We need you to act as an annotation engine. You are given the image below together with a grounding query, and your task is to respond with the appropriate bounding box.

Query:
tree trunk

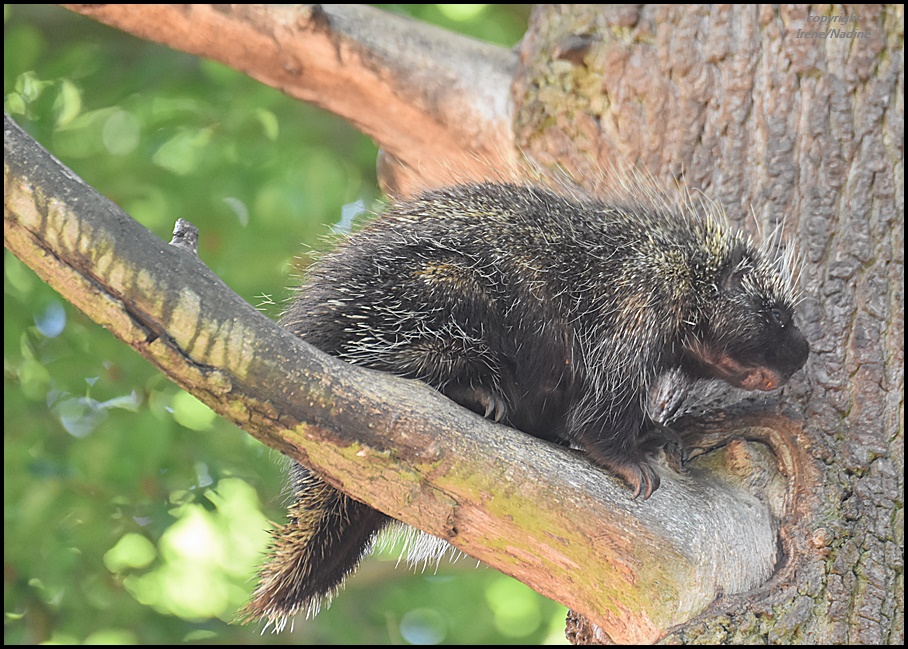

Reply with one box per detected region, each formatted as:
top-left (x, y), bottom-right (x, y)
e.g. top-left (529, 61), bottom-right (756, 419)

top-left (511, 4), bottom-right (903, 644)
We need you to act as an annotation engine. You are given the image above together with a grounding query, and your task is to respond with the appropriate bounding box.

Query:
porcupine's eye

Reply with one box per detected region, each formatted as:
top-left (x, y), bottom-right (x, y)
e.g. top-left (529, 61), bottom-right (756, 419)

top-left (757, 303), bottom-right (809, 381)
top-left (768, 306), bottom-right (791, 329)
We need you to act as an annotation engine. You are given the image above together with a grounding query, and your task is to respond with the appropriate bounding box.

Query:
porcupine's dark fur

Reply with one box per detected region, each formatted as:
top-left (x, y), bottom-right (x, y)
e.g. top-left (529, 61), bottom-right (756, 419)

top-left (241, 180), bottom-right (810, 629)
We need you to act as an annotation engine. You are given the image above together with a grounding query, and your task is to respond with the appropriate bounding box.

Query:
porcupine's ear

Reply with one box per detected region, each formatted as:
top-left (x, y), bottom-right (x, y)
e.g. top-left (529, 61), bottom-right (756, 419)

top-left (718, 244), bottom-right (750, 294)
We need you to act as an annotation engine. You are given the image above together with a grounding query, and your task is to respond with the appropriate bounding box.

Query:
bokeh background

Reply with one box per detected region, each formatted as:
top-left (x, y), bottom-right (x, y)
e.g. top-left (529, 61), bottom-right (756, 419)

top-left (4, 4), bottom-right (571, 644)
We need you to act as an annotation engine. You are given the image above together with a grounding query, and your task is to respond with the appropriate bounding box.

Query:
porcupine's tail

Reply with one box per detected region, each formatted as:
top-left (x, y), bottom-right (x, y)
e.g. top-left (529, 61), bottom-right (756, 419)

top-left (240, 462), bottom-right (389, 631)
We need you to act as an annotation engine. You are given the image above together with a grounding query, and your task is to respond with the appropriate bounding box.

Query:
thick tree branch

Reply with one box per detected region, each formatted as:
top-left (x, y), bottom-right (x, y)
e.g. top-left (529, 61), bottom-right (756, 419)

top-left (61, 3), bottom-right (518, 195)
top-left (6, 111), bottom-right (790, 643)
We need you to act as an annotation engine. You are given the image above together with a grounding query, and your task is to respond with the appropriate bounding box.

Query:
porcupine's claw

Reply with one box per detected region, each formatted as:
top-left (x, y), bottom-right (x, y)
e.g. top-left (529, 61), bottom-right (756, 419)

top-left (625, 460), bottom-right (661, 500)
top-left (586, 451), bottom-right (662, 500)
top-left (477, 389), bottom-right (507, 422)
top-left (443, 382), bottom-right (508, 423)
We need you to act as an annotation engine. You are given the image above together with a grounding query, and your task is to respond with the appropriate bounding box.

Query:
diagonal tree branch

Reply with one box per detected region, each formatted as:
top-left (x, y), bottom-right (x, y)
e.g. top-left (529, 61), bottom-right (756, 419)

top-left (6, 109), bottom-right (791, 644)
top-left (61, 3), bottom-right (518, 195)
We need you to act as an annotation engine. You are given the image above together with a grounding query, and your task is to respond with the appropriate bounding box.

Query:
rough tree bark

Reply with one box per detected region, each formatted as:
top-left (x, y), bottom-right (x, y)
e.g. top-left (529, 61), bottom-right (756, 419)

top-left (9, 3), bottom-right (904, 644)
top-left (511, 5), bottom-right (903, 644)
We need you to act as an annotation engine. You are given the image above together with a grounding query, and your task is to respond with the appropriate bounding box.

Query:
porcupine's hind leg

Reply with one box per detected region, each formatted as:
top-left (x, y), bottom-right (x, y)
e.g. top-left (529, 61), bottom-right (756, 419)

top-left (443, 381), bottom-right (508, 422)
top-left (386, 315), bottom-right (514, 425)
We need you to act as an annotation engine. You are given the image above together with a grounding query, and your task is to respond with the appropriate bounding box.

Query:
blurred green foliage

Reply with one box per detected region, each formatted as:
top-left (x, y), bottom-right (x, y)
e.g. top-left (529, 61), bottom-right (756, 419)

top-left (5, 3), bottom-right (570, 645)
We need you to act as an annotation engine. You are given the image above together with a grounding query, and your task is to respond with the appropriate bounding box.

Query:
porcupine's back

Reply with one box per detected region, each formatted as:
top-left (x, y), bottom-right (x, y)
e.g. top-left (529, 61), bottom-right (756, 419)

top-left (283, 182), bottom-right (618, 442)
top-left (282, 180), bottom-right (741, 400)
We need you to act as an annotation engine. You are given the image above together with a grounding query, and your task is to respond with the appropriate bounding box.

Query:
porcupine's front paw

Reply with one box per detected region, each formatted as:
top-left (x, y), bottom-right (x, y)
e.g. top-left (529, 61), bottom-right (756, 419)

top-left (594, 424), bottom-right (686, 499)
top-left (639, 421), bottom-right (688, 473)
top-left (601, 456), bottom-right (662, 500)
top-left (578, 432), bottom-right (665, 499)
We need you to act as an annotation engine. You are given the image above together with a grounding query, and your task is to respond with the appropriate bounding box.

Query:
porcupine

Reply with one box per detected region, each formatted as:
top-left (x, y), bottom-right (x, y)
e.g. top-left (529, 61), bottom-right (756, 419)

top-left (241, 180), bottom-right (810, 629)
